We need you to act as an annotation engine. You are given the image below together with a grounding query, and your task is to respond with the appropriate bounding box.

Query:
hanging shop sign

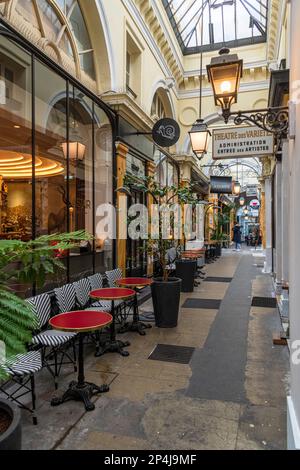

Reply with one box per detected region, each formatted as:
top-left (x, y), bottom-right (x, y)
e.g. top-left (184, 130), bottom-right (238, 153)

top-left (246, 184), bottom-right (258, 197)
top-left (250, 199), bottom-right (260, 209)
top-left (210, 176), bottom-right (233, 194)
top-left (212, 126), bottom-right (274, 160)
top-left (152, 118), bottom-right (180, 147)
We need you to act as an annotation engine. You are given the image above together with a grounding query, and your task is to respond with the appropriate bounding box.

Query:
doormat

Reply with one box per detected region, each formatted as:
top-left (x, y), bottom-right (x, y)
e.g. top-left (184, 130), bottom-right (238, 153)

top-left (205, 277), bottom-right (232, 283)
top-left (182, 298), bottom-right (221, 309)
top-left (148, 344), bottom-right (195, 364)
top-left (251, 297), bottom-right (277, 308)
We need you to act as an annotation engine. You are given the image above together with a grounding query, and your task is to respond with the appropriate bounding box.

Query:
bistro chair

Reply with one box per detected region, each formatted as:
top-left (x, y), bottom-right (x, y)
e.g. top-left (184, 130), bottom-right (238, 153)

top-left (0, 350), bottom-right (42, 425)
top-left (26, 293), bottom-right (77, 390)
top-left (54, 283), bottom-right (77, 314)
top-left (89, 273), bottom-right (126, 324)
top-left (105, 269), bottom-right (131, 323)
top-left (73, 277), bottom-right (112, 352)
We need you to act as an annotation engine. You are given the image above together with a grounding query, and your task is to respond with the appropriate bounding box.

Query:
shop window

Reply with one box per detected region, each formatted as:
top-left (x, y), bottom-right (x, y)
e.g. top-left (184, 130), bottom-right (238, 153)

top-left (0, 36), bottom-right (33, 296)
top-left (12, 0), bottom-right (96, 80)
top-left (68, 86), bottom-right (94, 280)
top-left (35, 60), bottom-right (68, 288)
top-left (0, 31), bottom-right (113, 289)
top-left (151, 93), bottom-right (166, 120)
top-left (94, 104), bottom-right (113, 272)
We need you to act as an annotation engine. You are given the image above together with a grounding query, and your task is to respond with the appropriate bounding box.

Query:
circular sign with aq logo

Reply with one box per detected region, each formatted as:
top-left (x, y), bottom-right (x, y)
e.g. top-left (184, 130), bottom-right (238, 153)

top-left (152, 118), bottom-right (180, 148)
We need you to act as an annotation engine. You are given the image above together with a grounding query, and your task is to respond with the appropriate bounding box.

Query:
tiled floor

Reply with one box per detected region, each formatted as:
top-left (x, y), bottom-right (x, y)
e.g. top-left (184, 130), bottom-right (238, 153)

top-left (14, 248), bottom-right (289, 450)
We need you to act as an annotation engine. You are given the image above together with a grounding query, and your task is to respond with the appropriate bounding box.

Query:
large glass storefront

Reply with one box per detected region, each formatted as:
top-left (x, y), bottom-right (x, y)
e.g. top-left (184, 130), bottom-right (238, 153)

top-left (0, 30), bottom-right (114, 295)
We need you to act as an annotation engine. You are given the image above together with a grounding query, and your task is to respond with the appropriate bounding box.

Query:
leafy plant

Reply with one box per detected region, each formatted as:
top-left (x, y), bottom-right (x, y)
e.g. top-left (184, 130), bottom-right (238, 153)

top-left (0, 230), bottom-right (91, 380)
top-left (209, 202), bottom-right (235, 243)
top-left (122, 174), bottom-right (196, 282)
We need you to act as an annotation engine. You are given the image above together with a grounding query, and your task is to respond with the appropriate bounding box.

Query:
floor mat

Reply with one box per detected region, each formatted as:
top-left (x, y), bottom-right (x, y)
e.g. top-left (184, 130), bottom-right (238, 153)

top-left (148, 344), bottom-right (195, 364)
top-left (182, 298), bottom-right (221, 309)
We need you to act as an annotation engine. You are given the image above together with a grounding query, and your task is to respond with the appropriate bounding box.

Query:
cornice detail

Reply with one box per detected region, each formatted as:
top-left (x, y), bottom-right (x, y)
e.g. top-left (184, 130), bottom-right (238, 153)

top-left (101, 92), bottom-right (154, 131)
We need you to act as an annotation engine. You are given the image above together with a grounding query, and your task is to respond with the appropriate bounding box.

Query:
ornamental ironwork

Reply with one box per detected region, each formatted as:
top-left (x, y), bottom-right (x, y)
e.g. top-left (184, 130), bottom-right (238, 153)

top-left (225, 106), bottom-right (289, 138)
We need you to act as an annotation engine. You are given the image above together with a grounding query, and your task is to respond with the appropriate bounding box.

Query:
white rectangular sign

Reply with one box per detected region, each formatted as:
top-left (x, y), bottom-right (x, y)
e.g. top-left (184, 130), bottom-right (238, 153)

top-left (212, 126), bottom-right (274, 160)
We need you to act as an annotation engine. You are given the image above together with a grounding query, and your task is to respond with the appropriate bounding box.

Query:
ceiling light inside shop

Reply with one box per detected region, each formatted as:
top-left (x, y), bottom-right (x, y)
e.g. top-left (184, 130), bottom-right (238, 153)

top-left (0, 151), bottom-right (64, 179)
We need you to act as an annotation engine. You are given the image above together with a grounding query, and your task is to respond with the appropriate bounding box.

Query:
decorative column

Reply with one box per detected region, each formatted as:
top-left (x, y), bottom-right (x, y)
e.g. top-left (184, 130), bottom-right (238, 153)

top-left (281, 140), bottom-right (289, 284)
top-left (115, 141), bottom-right (128, 276)
top-left (259, 179), bottom-right (266, 248)
top-left (260, 157), bottom-right (273, 273)
top-left (275, 157), bottom-right (283, 288)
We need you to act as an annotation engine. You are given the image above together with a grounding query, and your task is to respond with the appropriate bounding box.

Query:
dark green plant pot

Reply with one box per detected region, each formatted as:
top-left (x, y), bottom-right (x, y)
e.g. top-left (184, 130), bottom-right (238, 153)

top-left (0, 399), bottom-right (22, 450)
top-left (151, 277), bottom-right (182, 328)
top-left (175, 259), bottom-right (197, 292)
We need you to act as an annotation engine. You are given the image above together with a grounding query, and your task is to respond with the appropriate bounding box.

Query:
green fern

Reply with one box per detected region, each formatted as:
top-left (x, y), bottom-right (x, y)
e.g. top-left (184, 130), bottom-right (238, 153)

top-left (0, 231), bottom-right (91, 380)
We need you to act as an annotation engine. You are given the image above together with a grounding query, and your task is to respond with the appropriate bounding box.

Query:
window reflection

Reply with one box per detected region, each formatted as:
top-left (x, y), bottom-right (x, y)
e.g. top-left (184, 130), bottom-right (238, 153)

top-left (0, 36), bottom-right (32, 242)
top-left (0, 32), bottom-right (113, 289)
top-left (94, 104), bottom-right (113, 272)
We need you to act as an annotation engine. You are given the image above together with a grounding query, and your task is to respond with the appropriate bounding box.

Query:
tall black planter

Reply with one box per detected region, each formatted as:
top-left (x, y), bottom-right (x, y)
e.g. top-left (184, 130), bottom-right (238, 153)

top-left (0, 399), bottom-right (21, 450)
top-left (175, 259), bottom-right (197, 292)
top-left (215, 243), bottom-right (222, 257)
top-left (151, 277), bottom-right (181, 328)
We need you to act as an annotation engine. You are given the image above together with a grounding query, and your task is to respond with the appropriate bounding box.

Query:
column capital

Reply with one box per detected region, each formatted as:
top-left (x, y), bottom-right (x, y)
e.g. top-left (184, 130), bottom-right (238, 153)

top-left (260, 156), bottom-right (274, 178)
top-left (146, 160), bottom-right (156, 175)
top-left (115, 141), bottom-right (129, 159)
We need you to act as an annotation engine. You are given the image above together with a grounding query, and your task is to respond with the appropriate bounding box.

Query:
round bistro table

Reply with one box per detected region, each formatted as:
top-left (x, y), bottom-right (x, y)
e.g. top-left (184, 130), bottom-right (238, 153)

top-left (90, 287), bottom-right (135, 357)
top-left (116, 277), bottom-right (153, 336)
top-left (50, 310), bottom-right (112, 411)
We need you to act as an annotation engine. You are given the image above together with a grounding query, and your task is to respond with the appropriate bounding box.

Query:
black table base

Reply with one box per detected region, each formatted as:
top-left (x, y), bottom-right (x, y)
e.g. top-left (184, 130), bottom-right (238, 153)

top-left (95, 339), bottom-right (130, 357)
top-left (50, 332), bottom-right (110, 411)
top-left (51, 380), bottom-right (109, 411)
top-left (119, 292), bottom-right (152, 336)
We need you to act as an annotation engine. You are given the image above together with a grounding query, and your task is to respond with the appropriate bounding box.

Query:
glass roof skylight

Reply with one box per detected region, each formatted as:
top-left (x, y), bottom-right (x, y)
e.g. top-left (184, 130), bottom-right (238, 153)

top-left (162, 0), bottom-right (268, 55)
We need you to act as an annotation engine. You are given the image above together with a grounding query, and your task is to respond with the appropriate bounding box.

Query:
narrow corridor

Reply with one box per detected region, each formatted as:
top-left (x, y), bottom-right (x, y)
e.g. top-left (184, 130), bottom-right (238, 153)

top-left (20, 248), bottom-right (289, 450)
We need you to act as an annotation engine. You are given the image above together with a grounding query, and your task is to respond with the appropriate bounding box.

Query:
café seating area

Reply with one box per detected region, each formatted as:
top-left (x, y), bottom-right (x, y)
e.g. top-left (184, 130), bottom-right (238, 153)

top-left (0, 246), bottom-right (222, 425)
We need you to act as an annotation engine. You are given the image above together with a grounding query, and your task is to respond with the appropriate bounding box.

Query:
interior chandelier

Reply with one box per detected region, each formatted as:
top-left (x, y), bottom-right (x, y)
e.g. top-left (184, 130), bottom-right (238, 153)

top-left (0, 151), bottom-right (64, 179)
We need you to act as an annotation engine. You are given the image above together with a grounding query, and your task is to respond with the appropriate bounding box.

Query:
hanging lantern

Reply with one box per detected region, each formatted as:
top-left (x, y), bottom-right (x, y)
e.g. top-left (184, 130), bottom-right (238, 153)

top-left (232, 180), bottom-right (241, 195)
top-left (207, 48), bottom-right (243, 123)
top-left (62, 141), bottom-right (86, 161)
top-left (189, 119), bottom-right (211, 159)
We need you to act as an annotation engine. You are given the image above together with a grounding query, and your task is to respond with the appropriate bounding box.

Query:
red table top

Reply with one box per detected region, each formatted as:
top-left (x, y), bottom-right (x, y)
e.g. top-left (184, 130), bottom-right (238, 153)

top-left (90, 287), bottom-right (136, 300)
top-left (49, 310), bottom-right (112, 333)
top-left (116, 277), bottom-right (153, 287)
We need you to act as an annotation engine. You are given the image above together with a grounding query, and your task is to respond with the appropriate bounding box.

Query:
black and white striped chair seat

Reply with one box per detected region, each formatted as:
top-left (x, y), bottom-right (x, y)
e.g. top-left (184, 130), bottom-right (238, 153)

top-left (26, 293), bottom-right (51, 329)
top-left (54, 283), bottom-right (76, 313)
top-left (32, 330), bottom-right (76, 347)
top-left (5, 351), bottom-right (42, 377)
top-left (105, 268), bottom-right (123, 288)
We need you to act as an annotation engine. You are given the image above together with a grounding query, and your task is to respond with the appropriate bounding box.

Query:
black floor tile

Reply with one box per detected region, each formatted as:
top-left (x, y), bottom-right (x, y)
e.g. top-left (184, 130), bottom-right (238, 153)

top-left (251, 296), bottom-right (277, 308)
top-left (205, 277), bottom-right (233, 283)
top-left (148, 344), bottom-right (195, 364)
top-left (182, 298), bottom-right (221, 309)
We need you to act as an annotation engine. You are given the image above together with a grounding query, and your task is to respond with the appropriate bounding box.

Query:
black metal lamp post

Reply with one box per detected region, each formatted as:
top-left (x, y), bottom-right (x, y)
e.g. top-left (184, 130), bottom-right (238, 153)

top-left (207, 48), bottom-right (289, 141)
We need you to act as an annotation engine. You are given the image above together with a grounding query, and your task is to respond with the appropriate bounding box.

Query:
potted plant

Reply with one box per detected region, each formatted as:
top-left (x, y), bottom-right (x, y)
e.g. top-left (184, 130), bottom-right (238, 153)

top-left (122, 174), bottom-right (196, 327)
top-left (210, 211), bottom-right (232, 256)
top-left (0, 230), bottom-right (89, 450)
